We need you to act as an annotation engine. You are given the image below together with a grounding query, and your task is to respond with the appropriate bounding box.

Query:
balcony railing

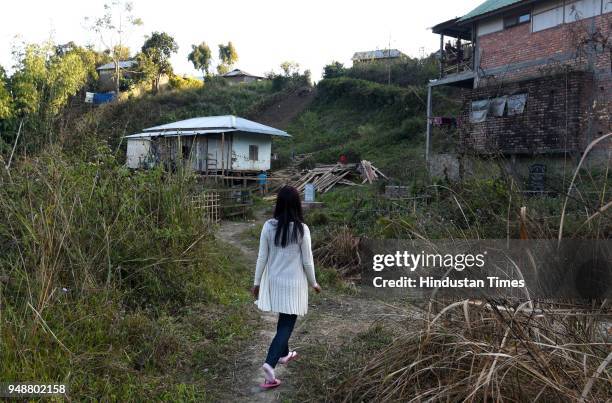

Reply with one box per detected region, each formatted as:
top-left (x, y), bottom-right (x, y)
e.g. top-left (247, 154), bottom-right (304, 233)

top-left (440, 42), bottom-right (474, 77)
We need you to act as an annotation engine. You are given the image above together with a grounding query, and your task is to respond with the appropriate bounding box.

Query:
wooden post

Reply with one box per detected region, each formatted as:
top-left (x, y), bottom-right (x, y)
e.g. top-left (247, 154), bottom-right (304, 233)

top-left (205, 137), bottom-right (209, 177)
top-left (178, 136), bottom-right (182, 169)
top-left (220, 132), bottom-right (225, 180)
top-left (426, 85), bottom-right (433, 165)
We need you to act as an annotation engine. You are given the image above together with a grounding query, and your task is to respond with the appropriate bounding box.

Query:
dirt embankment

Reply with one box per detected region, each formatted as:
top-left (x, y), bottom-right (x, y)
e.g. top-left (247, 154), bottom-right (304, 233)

top-left (251, 87), bottom-right (317, 130)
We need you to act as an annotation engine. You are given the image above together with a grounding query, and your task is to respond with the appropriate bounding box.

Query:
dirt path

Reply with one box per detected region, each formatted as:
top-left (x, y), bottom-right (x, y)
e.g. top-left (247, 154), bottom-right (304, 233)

top-left (252, 87), bottom-right (317, 130)
top-left (217, 208), bottom-right (401, 402)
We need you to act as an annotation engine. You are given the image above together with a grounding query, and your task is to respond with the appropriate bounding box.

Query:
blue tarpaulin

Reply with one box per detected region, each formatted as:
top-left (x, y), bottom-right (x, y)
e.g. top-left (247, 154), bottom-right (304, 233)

top-left (93, 92), bottom-right (115, 104)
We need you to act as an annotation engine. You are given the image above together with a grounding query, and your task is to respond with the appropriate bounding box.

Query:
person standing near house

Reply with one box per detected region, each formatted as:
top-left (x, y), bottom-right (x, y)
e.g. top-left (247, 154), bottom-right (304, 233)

top-left (257, 170), bottom-right (268, 195)
top-left (251, 185), bottom-right (321, 389)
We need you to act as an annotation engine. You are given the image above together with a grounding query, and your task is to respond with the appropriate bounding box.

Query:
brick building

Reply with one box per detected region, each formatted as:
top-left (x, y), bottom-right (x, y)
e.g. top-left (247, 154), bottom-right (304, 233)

top-left (426, 0), bottom-right (611, 178)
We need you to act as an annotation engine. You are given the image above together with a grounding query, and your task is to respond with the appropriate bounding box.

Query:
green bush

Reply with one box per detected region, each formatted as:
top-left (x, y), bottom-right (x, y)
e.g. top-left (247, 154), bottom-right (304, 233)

top-left (0, 147), bottom-right (254, 399)
top-left (323, 56), bottom-right (438, 87)
top-left (168, 74), bottom-right (204, 90)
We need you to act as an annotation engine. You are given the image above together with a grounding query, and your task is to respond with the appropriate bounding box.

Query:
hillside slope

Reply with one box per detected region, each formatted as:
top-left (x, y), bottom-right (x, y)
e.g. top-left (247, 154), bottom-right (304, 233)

top-left (250, 86), bottom-right (317, 130)
top-left (275, 78), bottom-right (436, 178)
top-left (62, 82), bottom-right (284, 154)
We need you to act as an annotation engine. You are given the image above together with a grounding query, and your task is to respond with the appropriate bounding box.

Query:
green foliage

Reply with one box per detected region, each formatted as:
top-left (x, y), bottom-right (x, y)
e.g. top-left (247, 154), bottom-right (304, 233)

top-left (280, 61), bottom-right (300, 76)
top-left (188, 42), bottom-right (213, 78)
top-left (323, 55), bottom-right (438, 87)
top-left (140, 31), bottom-right (179, 92)
top-left (107, 44), bottom-right (131, 61)
top-left (217, 42), bottom-right (238, 75)
top-left (7, 42), bottom-right (92, 139)
top-left (63, 79), bottom-right (276, 153)
top-left (276, 77), bottom-right (428, 177)
top-left (0, 66), bottom-right (13, 120)
top-left (135, 51), bottom-right (159, 89)
top-left (168, 74), bottom-right (204, 90)
top-left (266, 62), bottom-right (312, 92)
top-left (0, 148), bottom-right (255, 399)
top-left (308, 169), bottom-right (611, 241)
top-left (323, 61), bottom-right (346, 79)
top-left (317, 77), bottom-right (426, 111)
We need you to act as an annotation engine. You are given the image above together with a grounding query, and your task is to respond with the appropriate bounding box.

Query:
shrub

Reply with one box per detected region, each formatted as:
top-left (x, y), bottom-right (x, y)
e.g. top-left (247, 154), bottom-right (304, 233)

top-left (317, 77), bottom-right (426, 114)
top-left (0, 146), bottom-right (253, 399)
top-left (168, 74), bottom-right (204, 90)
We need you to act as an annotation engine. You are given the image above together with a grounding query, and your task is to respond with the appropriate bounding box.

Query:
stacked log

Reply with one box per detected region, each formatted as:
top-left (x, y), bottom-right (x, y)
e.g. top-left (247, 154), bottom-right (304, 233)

top-left (291, 160), bottom-right (386, 194)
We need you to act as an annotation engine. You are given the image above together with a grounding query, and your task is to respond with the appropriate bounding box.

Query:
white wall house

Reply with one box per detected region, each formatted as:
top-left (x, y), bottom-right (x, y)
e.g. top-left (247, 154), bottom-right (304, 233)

top-left (125, 115), bottom-right (289, 173)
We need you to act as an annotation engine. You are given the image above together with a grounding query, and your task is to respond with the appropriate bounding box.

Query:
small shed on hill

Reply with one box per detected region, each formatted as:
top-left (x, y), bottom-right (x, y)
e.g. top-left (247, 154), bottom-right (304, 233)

top-left (351, 49), bottom-right (406, 64)
top-left (222, 69), bottom-right (265, 85)
top-left (125, 115), bottom-right (290, 174)
top-left (96, 60), bottom-right (138, 92)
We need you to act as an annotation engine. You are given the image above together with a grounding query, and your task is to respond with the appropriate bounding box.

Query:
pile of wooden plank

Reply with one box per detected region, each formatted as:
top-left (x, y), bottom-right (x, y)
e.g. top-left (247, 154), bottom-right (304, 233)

top-left (359, 160), bottom-right (388, 184)
top-left (291, 160), bottom-right (387, 194)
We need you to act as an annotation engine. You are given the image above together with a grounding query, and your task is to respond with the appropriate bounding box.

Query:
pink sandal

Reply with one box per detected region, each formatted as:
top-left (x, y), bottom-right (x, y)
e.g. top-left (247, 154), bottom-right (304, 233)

top-left (260, 378), bottom-right (282, 389)
top-left (279, 351), bottom-right (299, 365)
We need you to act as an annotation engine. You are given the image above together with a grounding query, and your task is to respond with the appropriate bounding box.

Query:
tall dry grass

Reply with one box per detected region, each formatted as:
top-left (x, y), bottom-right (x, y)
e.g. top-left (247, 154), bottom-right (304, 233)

top-left (333, 299), bottom-right (610, 402)
top-left (327, 134), bottom-right (611, 402)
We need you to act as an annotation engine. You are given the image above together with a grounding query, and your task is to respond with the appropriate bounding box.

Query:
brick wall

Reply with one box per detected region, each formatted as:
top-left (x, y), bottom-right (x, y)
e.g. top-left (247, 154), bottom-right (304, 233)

top-left (459, 72), bottom-right (595, 155)
top-left (466, 13), bottom-right (611, 155)
top-left (477, 14), bottom-right (610, 82)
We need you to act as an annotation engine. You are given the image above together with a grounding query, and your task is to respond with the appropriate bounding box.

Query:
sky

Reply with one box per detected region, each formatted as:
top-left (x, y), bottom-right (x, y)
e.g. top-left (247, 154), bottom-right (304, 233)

top-left (1, 0), bottom-right (481, 80)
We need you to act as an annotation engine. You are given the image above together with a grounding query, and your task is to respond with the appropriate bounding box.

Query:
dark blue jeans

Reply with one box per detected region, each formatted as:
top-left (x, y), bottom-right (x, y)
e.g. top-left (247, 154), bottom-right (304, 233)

top-left (265, 313), bottom-right (297, 368)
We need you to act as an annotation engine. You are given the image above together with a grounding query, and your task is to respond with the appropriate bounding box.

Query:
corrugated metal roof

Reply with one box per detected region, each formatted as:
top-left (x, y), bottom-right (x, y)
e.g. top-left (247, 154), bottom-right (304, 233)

top-left (96, 60), bottom-right (138, 71)
top-left (352, 49), bottom-right (405, 61)
top-left (125, 115), bottom-right (290, 138)
top-left (222, 69), bottom-right (263, 78)
top-left (458, 0), bottom-right (525, 22)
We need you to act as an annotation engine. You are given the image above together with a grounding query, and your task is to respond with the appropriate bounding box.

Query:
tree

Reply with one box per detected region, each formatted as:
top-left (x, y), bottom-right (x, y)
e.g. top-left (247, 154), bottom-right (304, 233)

top-left (106, 45), bottom-right (131, 61)
top-left (56, 42), bottom-right (101, 90)
top-left (0, 66), bottom-right (13, 120)
top-left (10, 41), bottom-right (89, 138)
top-left (323, 61), bottom-right (346, 79)
top-left (140, 31), bottom-right (178, 92)
top-left (280, 61), bottom-right (300, 77)
top-left (134, 51), bottom-right (157, 90)
top-left (188, 42), bottom-right (212, 79)
top-left (217, 41), bottom-right (238, 75)
top-left (87, 1), bottom-right (143, 94)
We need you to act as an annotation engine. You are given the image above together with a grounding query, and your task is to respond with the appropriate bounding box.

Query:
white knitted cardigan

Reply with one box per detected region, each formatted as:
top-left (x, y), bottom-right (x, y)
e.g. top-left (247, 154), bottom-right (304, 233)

top-left (254, 219), bottom-right (317, 316)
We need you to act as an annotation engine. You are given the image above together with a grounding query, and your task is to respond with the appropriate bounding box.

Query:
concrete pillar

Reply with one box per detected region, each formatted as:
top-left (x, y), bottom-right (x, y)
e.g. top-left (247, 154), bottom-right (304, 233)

top-left (426, 85), bottom-right (433, 164)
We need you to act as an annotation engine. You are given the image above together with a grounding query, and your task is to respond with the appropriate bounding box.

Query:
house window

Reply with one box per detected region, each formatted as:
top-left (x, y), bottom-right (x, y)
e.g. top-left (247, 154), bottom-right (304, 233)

top-left (533, 5), bottom-right (564, 32)
top-left (249, 145), bottom-right (258, 161)
top-left (565, 0), bottom-right (601, 22)
top-left (504, 12), bottom-right (531, 28)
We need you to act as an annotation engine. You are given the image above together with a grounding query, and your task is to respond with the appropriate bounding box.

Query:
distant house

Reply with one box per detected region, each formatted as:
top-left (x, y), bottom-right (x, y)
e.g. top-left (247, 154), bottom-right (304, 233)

top-left (96, 60), bottom-right (138, 92)
top-left (351, 49), bottom-right (406, 64)
top-left (125, 115), bottom-right (290, 173)
top-left (222, 69), bottom-right (265, 85)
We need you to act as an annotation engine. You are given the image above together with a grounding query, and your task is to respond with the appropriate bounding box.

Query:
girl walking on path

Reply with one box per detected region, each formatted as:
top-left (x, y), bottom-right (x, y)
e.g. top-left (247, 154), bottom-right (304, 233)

top-left (251, 185), bottom-right (321, 389)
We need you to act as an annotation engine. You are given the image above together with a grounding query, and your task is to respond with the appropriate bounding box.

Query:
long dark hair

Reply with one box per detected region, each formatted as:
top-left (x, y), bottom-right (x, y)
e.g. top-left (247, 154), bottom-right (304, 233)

top-left (273, 185), bottom-right (304, 248)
